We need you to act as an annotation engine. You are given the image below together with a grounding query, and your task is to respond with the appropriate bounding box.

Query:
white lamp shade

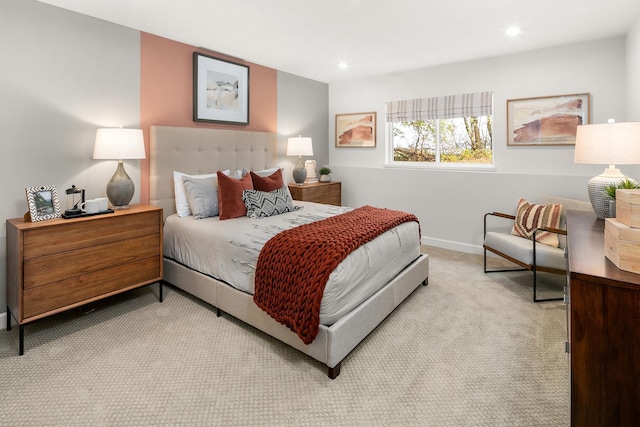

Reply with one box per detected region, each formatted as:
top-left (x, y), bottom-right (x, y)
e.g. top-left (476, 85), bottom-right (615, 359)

top-left (574, 122), bottom-right (640, 165)
top-left (93, 128), bottom-right (146, 160)
top-left (286, 136), bottom-right (313, 156)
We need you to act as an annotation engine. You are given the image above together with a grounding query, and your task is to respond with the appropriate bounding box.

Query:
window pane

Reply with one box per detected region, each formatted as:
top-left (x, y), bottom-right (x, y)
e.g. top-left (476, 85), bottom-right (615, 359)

top-left (392, 120), bottom-right (437, 162)
top-left (390, 116), bottom-right (492, 165)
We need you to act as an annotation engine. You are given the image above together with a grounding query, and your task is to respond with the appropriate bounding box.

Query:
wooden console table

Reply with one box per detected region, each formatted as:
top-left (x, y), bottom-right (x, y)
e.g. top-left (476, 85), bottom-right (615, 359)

top-left (567, 210), bottom-right (640, 426)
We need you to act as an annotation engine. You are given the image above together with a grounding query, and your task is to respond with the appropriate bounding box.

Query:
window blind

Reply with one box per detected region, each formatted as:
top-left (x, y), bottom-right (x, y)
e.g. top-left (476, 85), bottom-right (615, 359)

top-left (385, 91), bottom-right (493, 122)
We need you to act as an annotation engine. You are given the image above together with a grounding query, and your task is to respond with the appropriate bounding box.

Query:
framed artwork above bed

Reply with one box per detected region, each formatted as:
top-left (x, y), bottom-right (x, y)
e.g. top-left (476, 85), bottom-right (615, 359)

top-left (193, 52), bottom-right (250, 125)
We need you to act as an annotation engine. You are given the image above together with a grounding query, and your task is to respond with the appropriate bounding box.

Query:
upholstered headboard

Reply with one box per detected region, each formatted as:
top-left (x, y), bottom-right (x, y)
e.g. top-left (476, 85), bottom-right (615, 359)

top-left (149, 125), bottom-right (278, 221)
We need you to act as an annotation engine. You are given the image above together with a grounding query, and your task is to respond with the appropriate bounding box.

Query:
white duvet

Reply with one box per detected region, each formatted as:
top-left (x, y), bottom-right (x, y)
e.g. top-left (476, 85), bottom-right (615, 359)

top-left (163, 201), bottom-right (420, 325)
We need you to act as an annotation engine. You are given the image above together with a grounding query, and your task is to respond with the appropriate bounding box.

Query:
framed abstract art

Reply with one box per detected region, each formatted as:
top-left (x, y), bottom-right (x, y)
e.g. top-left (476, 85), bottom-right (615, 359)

top-left (506, 93), bottom-right (590, 146)
top-left (193, 52), bottom-right (249, 125)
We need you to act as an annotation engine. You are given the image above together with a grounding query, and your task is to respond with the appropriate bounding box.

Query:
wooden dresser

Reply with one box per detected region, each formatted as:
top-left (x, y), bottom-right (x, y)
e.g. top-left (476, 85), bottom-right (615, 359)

top-left (566, 210), bottom-right (640, 426)
top-left (288, 181), bottom-right (341, 206)
top-left (6, 204), bottom-right (163, 354)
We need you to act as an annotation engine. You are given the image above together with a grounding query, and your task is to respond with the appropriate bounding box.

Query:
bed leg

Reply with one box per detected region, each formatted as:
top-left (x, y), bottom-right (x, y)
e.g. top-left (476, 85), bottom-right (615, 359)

top-left (328, 362), bottom-right (341, 379)
top-left (422, 278), bottom-right (429, 286)
top-left (215, 307), bottom-right (221, 317)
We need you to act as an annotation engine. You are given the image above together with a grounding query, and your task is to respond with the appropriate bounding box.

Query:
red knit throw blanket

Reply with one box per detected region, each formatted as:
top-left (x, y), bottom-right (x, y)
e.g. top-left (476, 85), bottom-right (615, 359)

top-left (253, 205), bottom-right (420, 344)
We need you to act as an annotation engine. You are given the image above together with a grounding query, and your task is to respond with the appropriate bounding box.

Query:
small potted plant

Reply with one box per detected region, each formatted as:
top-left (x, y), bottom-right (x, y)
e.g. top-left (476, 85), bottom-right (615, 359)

top-left (603, 177), bottom-right (640, 217)
top-left (318, 166), bottom-right (332, 182)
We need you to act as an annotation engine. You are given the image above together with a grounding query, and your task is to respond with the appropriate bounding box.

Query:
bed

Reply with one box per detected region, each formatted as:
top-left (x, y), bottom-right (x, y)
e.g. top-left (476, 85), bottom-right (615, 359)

top-left (149, 125), bottom-right (429, 378)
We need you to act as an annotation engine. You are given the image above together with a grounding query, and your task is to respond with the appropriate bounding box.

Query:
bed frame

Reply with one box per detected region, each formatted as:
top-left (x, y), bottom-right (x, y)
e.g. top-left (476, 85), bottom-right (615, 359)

top-left (149, 125), bottom-right (429, 378)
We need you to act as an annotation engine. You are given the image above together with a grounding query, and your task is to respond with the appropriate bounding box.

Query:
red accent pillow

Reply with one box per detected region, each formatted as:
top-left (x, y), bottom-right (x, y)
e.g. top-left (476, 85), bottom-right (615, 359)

top-left (217, 171), bottom-right (254, 220)
top-left (250, 169), bottom-right (284, 192)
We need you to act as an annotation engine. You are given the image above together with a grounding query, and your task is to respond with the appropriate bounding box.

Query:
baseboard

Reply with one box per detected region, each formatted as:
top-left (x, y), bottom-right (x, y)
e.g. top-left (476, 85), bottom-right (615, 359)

top-left (0, 311), bottom-right (7, 329)
top-left (422, 236), bottom-right (484, 255)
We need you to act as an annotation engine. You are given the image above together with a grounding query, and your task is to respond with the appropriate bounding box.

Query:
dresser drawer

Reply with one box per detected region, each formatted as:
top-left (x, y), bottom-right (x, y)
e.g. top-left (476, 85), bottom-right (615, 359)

top-left (24, 234), bottom-right (160, 289)
top-left (23, 256), bottom-right (161, 319)
top-left (22, 211), bottom-right (161, 260)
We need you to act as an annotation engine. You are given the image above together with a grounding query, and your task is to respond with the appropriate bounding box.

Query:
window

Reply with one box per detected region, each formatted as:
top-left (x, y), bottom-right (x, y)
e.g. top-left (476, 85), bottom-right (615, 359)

top-left (386, 91), bottom-right (493, 167)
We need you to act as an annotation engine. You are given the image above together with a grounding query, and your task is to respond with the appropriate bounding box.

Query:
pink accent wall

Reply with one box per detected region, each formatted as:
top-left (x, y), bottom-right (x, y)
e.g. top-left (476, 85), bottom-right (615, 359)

top-left (140, 32), bottom-right (278, 202)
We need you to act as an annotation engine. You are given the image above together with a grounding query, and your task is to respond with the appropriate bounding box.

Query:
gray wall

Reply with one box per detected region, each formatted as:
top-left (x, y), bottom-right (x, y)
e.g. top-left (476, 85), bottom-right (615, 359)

top-left (328, 36), bottom-right (639, 253)
top-left (628, 17), bottom-right (640, 120)
top-left (277, 71), bottom-right (329, 181)
top-left (0, 0), bottom-right (140, 319)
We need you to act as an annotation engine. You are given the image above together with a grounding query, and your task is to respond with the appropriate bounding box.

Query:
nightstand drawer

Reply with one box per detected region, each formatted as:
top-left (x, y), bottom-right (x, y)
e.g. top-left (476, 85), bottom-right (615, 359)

top-left (288, 182), bottom-right (341, 206)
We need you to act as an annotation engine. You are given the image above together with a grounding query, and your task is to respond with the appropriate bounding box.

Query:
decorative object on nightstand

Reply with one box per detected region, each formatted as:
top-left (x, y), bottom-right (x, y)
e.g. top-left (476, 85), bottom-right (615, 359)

top-left (286, 136), bottom-right (313, 185)
top-left (318, 166), bottom-right (332, 182)
top-left (574, 120), bottom-right (640, 219)
top-left (93, 128), bottom-right (146, 209)
top-left (304, 159), bottom-right (318, 183)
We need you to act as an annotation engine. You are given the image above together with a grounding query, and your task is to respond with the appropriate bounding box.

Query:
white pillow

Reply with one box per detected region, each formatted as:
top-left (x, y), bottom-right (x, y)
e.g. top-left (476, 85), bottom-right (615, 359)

top-left (252, 167), bottom-right (280, 177)
top-left (229, 168), bottom-right (278, 180)
top-left (174, 170), bottom-right (229, 217)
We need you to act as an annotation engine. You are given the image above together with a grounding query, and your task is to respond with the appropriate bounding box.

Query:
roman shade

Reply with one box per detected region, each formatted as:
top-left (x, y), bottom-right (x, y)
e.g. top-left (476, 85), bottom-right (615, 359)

top-left (386, 91), bottom-right (493, 122)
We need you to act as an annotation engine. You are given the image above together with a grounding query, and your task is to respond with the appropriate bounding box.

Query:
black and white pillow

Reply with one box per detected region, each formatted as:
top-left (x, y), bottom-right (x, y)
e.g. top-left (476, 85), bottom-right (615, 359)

top-left (242, 186), bottom-right (299, 218)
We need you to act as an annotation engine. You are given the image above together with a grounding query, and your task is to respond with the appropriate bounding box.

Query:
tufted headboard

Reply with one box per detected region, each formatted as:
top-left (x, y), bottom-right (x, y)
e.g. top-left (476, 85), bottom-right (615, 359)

top-left (149, 125), bottom-right (278, 221)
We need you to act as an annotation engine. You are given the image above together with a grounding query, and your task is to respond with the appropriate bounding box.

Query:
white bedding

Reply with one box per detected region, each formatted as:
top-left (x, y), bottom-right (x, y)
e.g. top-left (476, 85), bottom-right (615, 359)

top-left (163, 201), bottom-right (420, 325)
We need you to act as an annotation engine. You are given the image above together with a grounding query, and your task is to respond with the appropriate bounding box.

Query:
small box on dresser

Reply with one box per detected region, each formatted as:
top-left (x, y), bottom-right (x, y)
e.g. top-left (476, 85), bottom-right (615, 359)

top-left (605, 189), bottom-right (640, 273)
top-left (604, 218), bottom-right (640, 273)
top-left (616, 189), bottom-right (640, 228)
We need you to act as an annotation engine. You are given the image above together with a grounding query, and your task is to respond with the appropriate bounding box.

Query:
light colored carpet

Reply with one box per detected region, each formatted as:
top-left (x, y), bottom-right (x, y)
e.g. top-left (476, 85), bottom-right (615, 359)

top-left (0, 247), bottom-right (568, 426)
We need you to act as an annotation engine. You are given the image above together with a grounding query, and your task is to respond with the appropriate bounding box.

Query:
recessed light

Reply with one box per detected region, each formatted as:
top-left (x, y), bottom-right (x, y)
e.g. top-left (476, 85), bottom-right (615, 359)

top-left (338, 61), bottom-right (349, 70)
top-left (506, 26), bottom-right (521, 36)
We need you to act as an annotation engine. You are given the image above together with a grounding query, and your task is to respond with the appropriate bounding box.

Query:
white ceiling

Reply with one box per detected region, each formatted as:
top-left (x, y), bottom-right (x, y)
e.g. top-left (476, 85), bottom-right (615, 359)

top-left (37, 0), bottom-right (640, 83)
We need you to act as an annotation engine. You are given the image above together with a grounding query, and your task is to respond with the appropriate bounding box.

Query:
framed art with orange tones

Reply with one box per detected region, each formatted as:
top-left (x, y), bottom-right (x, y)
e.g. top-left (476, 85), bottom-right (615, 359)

top-left (335, 112), bottom-right (376, 147)
top-left (506, 93), bottom-right (590, 146)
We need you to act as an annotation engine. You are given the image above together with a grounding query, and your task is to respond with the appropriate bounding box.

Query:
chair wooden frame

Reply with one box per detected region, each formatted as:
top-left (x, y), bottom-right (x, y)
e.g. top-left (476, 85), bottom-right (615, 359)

top-left (483, 212), bottom-right (566, 302)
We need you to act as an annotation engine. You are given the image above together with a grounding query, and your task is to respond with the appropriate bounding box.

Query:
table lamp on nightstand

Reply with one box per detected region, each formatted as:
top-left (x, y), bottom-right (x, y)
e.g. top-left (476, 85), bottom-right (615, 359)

top-left (287, 136), bottom-right (313, 185)
top-left (93, 128), bottom-right (146, 209)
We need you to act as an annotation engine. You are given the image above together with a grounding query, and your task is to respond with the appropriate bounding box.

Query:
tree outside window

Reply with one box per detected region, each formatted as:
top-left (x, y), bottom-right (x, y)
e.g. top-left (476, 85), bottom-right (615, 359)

top-left (391, 116), bottom-right (492, 164)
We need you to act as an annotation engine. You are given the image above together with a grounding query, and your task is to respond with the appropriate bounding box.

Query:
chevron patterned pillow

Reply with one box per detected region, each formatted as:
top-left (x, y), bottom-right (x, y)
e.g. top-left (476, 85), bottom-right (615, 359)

top-left (242, 186), bottom-right (299, 219)
top-left (511, 198), bottom-right (562, 247)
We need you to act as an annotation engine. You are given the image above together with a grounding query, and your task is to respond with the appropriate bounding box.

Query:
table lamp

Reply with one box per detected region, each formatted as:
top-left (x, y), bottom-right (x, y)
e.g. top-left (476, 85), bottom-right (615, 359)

top-left (93, 128), bottom-right (146, 209)
top-left (574, 120), bottom-right (640, 219)
top-left (286, 136), bottom-right (313, 185)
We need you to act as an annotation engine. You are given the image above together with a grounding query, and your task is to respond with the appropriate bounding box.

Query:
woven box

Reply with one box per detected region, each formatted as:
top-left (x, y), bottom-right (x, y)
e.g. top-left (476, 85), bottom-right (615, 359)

top-left (604, 218), bottom-right (640, 274)
top-left (616, 189), bottom-right (640, 228)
